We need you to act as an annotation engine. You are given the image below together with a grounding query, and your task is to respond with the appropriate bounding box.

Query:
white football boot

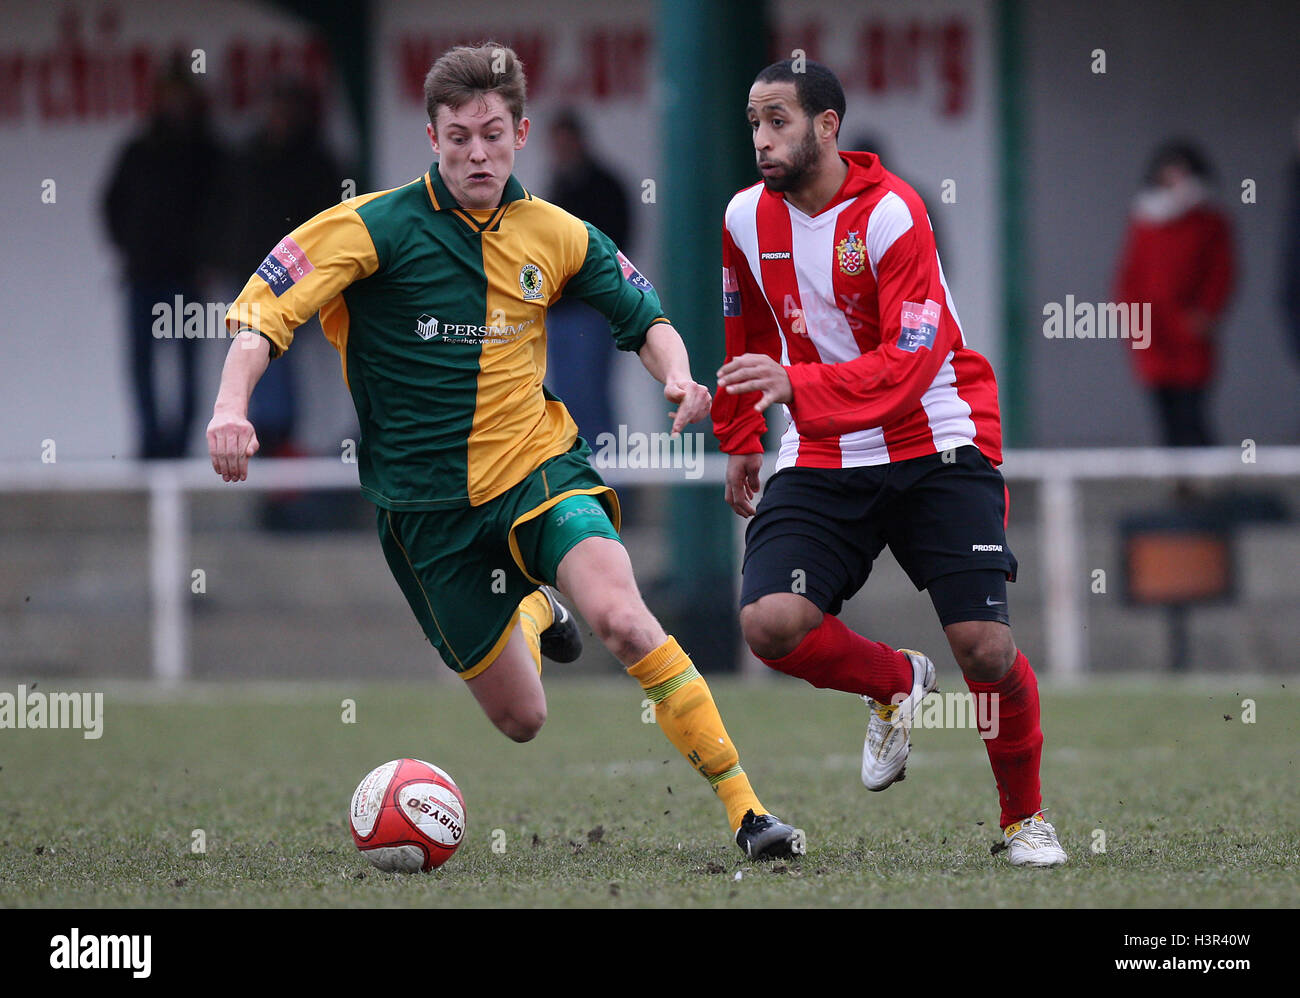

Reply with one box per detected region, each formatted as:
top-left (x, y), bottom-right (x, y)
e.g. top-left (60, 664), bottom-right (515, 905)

top-left (996, 810), bottom-right (1068, 867)
top-left (860, 649), bottom-right (937, 791)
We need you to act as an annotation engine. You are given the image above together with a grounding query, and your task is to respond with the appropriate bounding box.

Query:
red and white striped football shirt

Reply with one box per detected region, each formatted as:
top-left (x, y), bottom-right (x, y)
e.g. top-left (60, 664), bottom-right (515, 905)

top-left (712, 151), bottom-right (1003, 469)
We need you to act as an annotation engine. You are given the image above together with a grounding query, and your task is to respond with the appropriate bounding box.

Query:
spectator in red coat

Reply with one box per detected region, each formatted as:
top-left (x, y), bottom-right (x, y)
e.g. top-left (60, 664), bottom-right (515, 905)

top-left (1114, 140), bottom-right (1235, 446)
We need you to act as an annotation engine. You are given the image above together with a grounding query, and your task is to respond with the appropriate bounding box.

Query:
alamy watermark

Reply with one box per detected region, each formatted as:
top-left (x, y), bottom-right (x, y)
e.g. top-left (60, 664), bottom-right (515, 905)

top-left (890, 690), bottom-right (1000, 740)
top-left (50, 929), bottom-right (150, 977)
top-left (151, 298), bottom-right (261, 341)
top-left (1042, 296), bottom-right (1150, 350)
top-left (0, 685), bottom-right (103, 739)
top-left (591, 425), bottom-right (704, 480)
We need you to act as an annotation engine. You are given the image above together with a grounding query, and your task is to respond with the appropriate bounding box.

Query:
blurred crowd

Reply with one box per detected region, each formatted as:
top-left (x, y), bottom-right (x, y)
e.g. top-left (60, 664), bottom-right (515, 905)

top-left (99, 63), bottom-right (638, 464)
top-left (100, 65), bottom-right (1300, 461)
top-left (101, 60), bottom-right (346, 461)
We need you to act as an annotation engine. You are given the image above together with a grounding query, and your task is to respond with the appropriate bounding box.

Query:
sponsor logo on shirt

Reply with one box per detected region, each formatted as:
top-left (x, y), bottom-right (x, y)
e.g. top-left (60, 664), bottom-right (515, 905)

top-left (414, 313), bottom-right (536, 344)
top-left (519, 263), bottom-right (544, 300)
top-left (415, 314), bottom-right (440, 340)
top-left (760, 251), bottom-right (791, 260)
top-left (255, 236), bottom-right (314, 297)
top-left (898, 298), bottom-right (941, 352)
top-left (616, 250), bottom-right (654, 292)
top-left (972, 544), bottom-right (1004, 552)
top-left (835, 230), bottom-right (866, 275)
top-left (722, 266), bottom-right (741, 316)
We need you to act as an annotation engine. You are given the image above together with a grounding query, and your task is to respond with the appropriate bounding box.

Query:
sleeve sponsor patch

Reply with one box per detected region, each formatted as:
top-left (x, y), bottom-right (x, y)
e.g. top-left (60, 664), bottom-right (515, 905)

top-left (898, 298), bottom-right (941, 352)
top-left (616, 250), bottom-right (654, 292)
top-left (722, 266), bottom-right (741, 316)
top-left (256, 236), bottom-right (315, 297)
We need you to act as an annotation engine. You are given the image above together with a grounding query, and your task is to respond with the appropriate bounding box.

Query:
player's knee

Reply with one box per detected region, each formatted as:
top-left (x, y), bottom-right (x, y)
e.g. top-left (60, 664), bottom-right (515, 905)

top-left (494, 704), bottom-right (546, 743)
top-left (740, 599), bottom-right (816, 660)
top-left (951, 626), bottom-right (1016, 683)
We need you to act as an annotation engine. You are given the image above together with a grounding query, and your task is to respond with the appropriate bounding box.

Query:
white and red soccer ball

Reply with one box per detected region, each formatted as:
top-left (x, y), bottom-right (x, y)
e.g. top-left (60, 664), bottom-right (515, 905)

top-left (349, 758), bottom-right (466, 873)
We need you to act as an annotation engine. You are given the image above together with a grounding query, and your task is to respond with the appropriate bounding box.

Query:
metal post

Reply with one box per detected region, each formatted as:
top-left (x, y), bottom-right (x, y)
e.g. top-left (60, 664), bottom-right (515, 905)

top-left (1168, 605), bottom-right (1190, 672)
top-left (657, 0), bottom-right (771, 672)
top-left (997, 0), bottom-right (1028, 446)
top-left (1039, 471), bottom-right (1085, 681)
top-left (734, 511), bottom-right (763, 676)
top-left (149, 465), bottom-right (189, 683)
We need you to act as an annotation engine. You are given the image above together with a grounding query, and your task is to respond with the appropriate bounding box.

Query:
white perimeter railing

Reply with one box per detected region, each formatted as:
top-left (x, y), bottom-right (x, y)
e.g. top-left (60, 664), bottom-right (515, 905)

top-left (3, 447), bottom-right (1299, 684)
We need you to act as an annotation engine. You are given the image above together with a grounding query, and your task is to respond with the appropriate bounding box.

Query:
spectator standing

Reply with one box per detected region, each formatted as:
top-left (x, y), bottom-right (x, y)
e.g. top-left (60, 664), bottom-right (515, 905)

top-left (544, 109), bottom-right (632, 444)
top-left (218, 80), bottom-right (347, 457)
top-left (102, 61), bottom-right (221, 458)
top-left (1114, 140), bottom-right (1235, 446)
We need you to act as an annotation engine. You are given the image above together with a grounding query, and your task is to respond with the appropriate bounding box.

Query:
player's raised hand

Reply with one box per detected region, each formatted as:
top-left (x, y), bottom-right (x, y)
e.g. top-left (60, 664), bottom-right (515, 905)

top-left (664, 378), bottom-right (712, 435)
top-left (206, 409), bottom-right (260, 482)
top-left (724, 452), bottom-right (763, 518)
top-left (717, 353), bottom-right (792, 412)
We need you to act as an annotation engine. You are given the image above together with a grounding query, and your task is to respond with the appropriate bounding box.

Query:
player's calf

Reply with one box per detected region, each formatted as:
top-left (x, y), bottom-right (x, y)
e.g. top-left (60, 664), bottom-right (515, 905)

top-left (585, 602), bottom-right (663, 664)
top-left (465, 631), bottom-right (548, 742)
top-left (556, 537), bottom-right (665, 663)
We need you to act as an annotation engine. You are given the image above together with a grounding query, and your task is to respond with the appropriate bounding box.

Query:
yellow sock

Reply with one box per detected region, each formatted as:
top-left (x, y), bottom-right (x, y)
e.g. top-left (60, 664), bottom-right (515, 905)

top-left (516, 589), bottom-right (554, 676)
top-left (628, 636), bottom-right (766, 832)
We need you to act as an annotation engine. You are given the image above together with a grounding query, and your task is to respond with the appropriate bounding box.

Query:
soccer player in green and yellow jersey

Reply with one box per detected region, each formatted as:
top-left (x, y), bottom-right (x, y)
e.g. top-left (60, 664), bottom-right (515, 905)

top-left (206, 42), bottom-right (796, 859)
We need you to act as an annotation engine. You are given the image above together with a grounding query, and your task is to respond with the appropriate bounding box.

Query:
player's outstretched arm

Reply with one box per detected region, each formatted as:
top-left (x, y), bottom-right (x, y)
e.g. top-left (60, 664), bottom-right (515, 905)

top-left (206, 330), bottom-right (270, 482)
top-left (636, 322), bottom-right (712, 435)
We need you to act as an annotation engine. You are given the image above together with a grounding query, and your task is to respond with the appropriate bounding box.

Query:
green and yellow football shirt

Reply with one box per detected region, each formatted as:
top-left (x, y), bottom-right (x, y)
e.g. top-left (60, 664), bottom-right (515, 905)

top-left (225, 165), bottom-right (669, 509)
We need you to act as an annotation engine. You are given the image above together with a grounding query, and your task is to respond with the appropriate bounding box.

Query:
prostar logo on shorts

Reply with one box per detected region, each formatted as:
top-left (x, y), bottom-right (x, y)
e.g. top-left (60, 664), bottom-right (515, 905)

top-left (414, 313), bottom-right (535, 344)
top-left (899, 299), bottom-right (941, 352)
top-left (256, 236), bottom-right (314, 297)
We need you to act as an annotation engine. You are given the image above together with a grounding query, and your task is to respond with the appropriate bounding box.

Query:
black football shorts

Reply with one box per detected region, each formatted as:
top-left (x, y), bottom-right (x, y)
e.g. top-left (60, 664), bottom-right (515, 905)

top-left (739, 445), bottom-right (1017, 627)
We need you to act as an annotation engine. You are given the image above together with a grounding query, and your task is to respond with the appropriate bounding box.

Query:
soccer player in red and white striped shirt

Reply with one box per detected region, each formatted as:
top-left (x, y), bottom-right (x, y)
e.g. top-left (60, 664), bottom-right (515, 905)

top-left (713, 59), bottom-right (1066, 866)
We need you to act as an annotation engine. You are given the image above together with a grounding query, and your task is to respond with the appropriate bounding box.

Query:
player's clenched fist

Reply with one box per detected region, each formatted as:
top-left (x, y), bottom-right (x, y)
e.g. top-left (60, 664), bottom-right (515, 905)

top-left (206, 410), bottom-right (260, 482)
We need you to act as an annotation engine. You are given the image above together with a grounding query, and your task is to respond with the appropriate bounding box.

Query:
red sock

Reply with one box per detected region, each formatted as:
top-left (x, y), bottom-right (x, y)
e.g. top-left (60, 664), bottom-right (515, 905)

top-left (758, 614), bottom-right (913, 702)
top-left (965, 650), bottom-right (1044, 829)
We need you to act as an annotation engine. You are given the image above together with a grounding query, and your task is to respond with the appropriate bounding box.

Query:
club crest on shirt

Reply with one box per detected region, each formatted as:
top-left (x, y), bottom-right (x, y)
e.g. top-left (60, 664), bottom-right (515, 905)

top-left (835, 230), bottom-right (867, 276)
top-left (519, 263), bottom-right (544, 300)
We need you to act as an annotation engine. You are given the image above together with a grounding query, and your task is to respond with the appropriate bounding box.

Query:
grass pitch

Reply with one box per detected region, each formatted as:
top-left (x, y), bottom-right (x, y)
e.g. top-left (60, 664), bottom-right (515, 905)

top-left (1, 677), bottom-right (1296, 908)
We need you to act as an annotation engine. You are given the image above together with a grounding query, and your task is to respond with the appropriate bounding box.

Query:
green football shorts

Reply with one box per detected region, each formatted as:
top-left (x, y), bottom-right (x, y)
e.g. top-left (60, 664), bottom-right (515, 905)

top-left (377, 442), bottom-right (622, 679)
